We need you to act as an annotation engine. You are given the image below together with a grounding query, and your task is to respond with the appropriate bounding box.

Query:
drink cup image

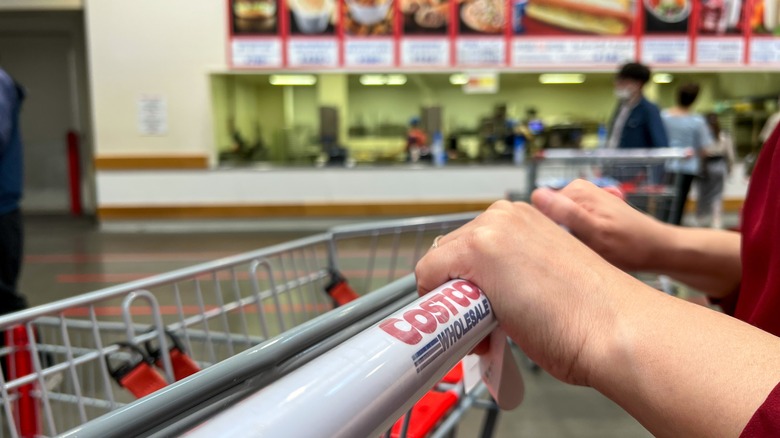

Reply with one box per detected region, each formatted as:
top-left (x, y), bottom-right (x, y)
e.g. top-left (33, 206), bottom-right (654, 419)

top-left (233, 0), bottom-right (278, 33)
top-left (291, 0), bottom-right (335, 33)
top-left (346, 0), bottom-right (393, 26)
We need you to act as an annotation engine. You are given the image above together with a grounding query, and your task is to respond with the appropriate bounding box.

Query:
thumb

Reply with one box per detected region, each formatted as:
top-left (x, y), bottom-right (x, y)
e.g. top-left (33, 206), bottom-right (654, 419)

top-left (531, 187), bottom-right (594, 231)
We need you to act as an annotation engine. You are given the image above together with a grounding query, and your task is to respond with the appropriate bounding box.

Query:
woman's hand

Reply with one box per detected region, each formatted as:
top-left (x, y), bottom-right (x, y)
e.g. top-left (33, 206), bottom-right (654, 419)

top-left (531, 179), bottom-right (671, 273)
top-left (415, 198), bottom-right (780, 437)
top-left (415, 199), bottom-right (636, 386)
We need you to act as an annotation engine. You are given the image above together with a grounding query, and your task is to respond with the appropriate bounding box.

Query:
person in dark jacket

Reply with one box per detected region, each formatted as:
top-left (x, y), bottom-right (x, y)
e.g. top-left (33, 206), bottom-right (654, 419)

top-left (606, 62), bottom-right (668, 149)
top-left (0, 67), bottom-right (28, 315)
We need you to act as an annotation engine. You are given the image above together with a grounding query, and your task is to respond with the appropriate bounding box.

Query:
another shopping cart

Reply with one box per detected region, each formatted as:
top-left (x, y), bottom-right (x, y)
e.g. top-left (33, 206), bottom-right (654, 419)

top-left (517, 148), bottom-right (688, 224)
top-left (514, 148), bottom-right (689, 295)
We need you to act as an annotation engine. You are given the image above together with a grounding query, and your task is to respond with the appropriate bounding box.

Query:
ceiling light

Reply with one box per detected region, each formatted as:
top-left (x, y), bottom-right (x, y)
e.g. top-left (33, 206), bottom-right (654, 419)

top-left (386, 74), bottom-right (407, 85)
top-left (359, 74), bottom-right (407, 86)
top-left (269, 75), bottom-right (317, 86)
top-left (538, 74), bottom-right (586, 84)
top-left (359, 75), bottom-right (386, 86)
top-left (449, 74), bottom-right (468, 85)
top-left (653, 73), bottom-right (674, 84)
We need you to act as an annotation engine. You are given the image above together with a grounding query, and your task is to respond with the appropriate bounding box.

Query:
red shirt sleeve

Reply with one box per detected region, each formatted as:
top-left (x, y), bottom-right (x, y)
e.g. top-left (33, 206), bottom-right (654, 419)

top-left (741, 382), bottom-right (780, 437)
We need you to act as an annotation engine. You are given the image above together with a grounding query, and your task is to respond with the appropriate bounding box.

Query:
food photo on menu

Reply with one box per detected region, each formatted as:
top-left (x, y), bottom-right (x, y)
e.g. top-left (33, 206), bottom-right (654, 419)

top-left (752, 0), bottom-right (780, 35)
top-left (343, 0), bottom-right (395, 35)
top-left (401, 0), bottom-right (449, 34)
top-left (698, 0), bottom-right (744, 35)
top-left (288, 0), bottom-right (337, 34)
top-left (643, 0), bottom-right (691, 33)
top-left (513, 0), bottom-right (636, 35)
top-left (459, 0), bottom-right (506, 34)
top-left (232, 0), bottom-right (279, 34)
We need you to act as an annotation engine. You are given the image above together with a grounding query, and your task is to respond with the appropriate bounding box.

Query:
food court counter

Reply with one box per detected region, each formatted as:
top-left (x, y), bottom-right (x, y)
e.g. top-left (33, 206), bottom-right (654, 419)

top-left (94, 163), bottom-right (749, 221)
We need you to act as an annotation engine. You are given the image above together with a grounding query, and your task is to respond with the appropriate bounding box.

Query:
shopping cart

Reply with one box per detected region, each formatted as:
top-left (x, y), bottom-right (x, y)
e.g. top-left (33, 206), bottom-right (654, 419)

top-left (0, 213), bottom-right (510, 438)
top-left (517, 148), bottom-right (688, 224)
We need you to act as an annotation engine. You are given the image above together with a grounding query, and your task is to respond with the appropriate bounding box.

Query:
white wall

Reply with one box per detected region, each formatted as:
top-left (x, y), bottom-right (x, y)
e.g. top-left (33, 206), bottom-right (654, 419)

top-left (84, 0), bottom-right (226, 159)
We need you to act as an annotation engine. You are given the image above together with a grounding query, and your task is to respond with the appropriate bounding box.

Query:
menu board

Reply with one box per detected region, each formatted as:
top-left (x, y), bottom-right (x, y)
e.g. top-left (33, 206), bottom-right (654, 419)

top-left (455, 0), bottom-right (507, 65)
top-left (750, 0), bottom-right (780, 64)
top-left (510, 0), bottom-right (637, 66)
top-left (399, 0), bottom-right (451, 66)
top-left (226, 0), bottom-right (780, 69)
top-left (341, 0), bottom-right (397, 67)
top-left (639, 0), bottom-right (692, 65)
top-left (695, 0), bottom-right (747, 65)
top-left (231, 0), bottom-right (284, 66)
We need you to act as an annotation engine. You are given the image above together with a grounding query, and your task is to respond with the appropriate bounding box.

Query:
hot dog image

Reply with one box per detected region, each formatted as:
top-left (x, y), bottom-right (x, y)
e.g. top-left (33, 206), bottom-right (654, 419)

top-left (524, 0), bottom-right (634, 35)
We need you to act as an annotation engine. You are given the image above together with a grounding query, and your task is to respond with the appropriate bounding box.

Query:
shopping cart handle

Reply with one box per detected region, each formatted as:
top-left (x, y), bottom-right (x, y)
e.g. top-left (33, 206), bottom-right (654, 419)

top-left (182, 279), bottom-right (522, 438)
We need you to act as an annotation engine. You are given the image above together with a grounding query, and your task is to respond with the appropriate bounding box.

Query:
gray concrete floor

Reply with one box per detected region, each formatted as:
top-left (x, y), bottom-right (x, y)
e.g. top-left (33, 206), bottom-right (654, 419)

top-left (16, 214), bottom-right (674, 437)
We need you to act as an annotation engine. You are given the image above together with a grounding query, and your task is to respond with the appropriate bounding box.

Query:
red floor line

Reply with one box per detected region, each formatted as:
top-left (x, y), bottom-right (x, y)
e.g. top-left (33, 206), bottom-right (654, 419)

top-left (55, 268), bottom-right (413, 284)
top-left (25, 248), bottom-right (424, 264)
top-left (60, 302), bottom-right (333, 317)
top-left (25, 252), bottom-right (236, 264)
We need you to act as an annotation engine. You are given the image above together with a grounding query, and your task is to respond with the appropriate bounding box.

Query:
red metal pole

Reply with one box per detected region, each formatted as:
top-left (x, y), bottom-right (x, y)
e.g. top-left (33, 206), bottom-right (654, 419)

top-left (66, 131), bottom-right (82, 216)
top-left (6, 326), bottom-right (40, 438)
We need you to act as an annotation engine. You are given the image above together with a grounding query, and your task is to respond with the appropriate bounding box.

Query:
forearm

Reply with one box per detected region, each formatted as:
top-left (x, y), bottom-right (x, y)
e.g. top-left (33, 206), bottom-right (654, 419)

top-left (586, 276), bottom-right (780, 437)
top-left (645, 225), bottom-right (741, 298)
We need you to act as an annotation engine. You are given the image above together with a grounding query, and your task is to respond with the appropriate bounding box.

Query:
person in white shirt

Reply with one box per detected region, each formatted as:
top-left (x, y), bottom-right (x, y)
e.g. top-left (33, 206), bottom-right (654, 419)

top-left (661, 83), bottom-right (713, 226)
top-left (697, 113), bottom-right (736, 229)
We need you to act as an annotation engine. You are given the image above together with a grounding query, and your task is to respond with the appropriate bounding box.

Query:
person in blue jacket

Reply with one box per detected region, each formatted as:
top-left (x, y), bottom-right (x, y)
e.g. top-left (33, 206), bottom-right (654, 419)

top-left (606, 62), bottom-right (669, 150)
top-left (0, 67), bottom-right (28, 315)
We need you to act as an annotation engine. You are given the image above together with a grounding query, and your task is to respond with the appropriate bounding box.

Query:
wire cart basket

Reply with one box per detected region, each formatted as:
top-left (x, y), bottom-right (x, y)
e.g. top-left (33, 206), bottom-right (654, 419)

top-left (0, 213), bottom-right (511, 438)
top-left (517, 148), bottom-right (688, 224)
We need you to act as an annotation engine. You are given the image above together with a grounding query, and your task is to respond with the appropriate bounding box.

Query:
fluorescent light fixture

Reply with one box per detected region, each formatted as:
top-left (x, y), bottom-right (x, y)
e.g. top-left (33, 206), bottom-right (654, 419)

top-left (653, 73), bottom-right (674, 84)
top-left (359, 75), bottom-right (386, 86)
top-left (449, 74), bottom-right (468, 85)
top-left (359, 74), bottom-right (407, 86)
top-left (269, 75), bottom-right (317, 86)
top-left (386, 74), bottom-right (407, 85)
top-left (538, 73), bottom-right (586, 84)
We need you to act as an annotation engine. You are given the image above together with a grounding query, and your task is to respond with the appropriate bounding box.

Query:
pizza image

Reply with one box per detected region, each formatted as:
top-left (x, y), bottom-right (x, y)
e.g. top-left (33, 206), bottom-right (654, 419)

top-left (461, 0), bottom-right (505, 33)
top-left (415, 4), bottom-right (448, 28)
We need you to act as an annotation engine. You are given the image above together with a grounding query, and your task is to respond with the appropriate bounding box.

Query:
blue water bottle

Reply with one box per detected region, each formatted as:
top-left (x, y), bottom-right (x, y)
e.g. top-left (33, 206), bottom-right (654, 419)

top-left (597, 123), bottom-right (607, 148)
top-left (432, 131), bottom-right (445, 167)
top-left (513, 135), bottom-right (526, 166)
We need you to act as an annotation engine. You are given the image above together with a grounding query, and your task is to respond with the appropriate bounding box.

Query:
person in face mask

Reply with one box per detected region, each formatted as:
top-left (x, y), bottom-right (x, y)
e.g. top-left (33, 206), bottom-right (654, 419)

top-left (605, 62), bottom-right (668, 150)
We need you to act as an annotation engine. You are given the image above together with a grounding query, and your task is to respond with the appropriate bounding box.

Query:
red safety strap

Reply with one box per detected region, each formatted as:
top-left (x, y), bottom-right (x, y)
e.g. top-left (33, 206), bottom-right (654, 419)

top-left (118, 363), bottom-right (167, 399)
top-left (155, 348), bottom-right (200, 381)
top-left (107, 343), bottom-right (167, 399)
top-left (146, 331), bottom-right (201, 381)
top-left (390, 390), bottom-right (459, 438)
top-left (325, 270), bottom-right (360, 306)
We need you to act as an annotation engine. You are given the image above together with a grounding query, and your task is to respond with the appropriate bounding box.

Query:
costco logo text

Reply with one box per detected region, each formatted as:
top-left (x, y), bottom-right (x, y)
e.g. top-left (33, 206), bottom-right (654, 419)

top-left (379, 280), bottom-right (491, 346)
